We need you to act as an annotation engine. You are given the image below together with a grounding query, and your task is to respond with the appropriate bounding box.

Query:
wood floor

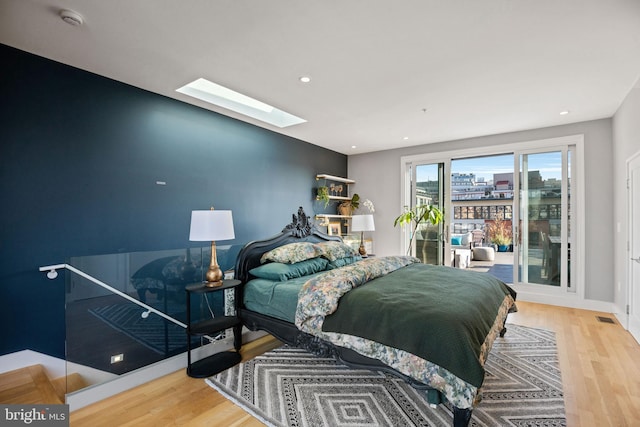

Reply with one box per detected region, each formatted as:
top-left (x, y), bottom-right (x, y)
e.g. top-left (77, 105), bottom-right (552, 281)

top-left (70, 301), bottom-right (640, 426)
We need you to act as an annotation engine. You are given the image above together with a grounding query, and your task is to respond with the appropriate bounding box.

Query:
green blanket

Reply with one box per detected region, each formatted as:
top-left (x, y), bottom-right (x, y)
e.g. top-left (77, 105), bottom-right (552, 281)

top-left (321, 262), bottom-right (516, 388)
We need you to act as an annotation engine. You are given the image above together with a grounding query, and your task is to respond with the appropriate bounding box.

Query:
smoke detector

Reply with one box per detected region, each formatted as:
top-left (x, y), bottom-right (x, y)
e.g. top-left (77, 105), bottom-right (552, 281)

top-left (60, 10), bottom-right (84, 26)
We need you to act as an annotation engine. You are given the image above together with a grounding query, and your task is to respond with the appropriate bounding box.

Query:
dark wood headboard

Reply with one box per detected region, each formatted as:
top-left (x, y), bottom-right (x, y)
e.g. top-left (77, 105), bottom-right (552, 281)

top-left (234, 207), bottom-right (342, 283)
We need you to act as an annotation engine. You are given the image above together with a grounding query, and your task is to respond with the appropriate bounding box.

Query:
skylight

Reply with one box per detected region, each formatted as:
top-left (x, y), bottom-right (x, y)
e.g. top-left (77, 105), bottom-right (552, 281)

top-left (176, 78), bottom-right (306, 128)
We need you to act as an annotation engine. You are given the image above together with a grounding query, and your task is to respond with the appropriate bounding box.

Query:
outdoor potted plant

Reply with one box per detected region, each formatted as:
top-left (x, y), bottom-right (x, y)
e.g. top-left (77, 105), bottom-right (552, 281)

top-left (487, 217), bottom-right (512, 252)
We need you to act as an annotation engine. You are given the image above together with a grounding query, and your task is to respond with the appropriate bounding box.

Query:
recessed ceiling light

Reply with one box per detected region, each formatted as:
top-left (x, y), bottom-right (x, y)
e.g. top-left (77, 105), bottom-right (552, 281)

top-left (299, 76), bottom-right (311, 83)
top-left (176, 78), bottom-right (306, 128)
top-left (403, 136), bottom-right (409, 140)
top-left (559, 110), bottom-right (570, 115)
top-left (351, 145), bottom-right (357, 149)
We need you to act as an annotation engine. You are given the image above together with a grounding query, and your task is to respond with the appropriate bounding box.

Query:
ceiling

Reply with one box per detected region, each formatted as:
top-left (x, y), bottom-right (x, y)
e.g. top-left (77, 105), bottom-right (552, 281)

top-left (2, 0), bottom-right (640, 155)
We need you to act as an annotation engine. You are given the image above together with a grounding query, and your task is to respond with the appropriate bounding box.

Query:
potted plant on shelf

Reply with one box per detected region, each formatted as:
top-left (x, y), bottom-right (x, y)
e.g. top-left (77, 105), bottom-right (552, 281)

top-left (393, 204), bottom-right (443, 255)
top-left (487, 217), bottom-right (512, 252)
top-left (317, 186), bottom-right (331, 208)
top-left (338, 193), bottom-right (360, 216)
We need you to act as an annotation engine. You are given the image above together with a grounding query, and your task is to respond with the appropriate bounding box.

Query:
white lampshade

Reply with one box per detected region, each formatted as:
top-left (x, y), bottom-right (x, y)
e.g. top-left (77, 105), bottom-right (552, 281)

top-left (351, 214), bottom-right (375, 232)
top-left (189, 210), bottom-right (235, 241)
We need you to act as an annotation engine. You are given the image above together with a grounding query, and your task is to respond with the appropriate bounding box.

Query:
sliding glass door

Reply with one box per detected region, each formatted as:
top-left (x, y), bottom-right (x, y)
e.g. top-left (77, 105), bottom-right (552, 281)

top-left (450, 154), bottom-right (514, 281)
top-left (410, 162), bottom-right (445, 265)
top-left (514, 148), bottom-right (574, 290)
top-left (401, 135), bottom-right (582, 298)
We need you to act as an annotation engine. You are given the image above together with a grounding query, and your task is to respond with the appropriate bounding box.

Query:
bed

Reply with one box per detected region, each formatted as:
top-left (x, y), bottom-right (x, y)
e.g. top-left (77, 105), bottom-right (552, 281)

top-left (235, 208), bottom-right (517, 427)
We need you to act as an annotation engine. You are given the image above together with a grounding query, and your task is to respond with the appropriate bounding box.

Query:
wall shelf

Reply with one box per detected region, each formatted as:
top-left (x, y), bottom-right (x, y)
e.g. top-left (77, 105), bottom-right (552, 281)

top-left (315, 174), bottom-right (355, 234)
top-left (316, 174), bottom-right (355, 184)
top-left (319, 195), bottom-right (351, 202)
top-left (315, 174), bottom-right (355, 203)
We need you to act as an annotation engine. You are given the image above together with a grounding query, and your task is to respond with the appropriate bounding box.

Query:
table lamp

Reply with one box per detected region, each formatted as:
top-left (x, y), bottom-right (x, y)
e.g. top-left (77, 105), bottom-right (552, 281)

top-left (351, 214), bottom-right (375, 257)
top-left (189, 208), bottom-right (235, 287)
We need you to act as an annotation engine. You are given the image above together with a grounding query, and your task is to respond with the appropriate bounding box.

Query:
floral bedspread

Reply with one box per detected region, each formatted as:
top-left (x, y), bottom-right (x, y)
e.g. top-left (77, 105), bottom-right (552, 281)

top-left (294, 256), bottom-right (515, 409)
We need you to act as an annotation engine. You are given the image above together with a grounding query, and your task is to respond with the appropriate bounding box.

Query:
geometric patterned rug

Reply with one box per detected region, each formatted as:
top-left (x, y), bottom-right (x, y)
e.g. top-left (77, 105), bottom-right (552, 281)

top-left (206, 324), bottom-right (566, 426)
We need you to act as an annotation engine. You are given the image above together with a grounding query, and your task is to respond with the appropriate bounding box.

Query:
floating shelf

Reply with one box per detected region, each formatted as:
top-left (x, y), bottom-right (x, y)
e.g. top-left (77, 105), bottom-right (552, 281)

top-left (315, 214), bottom-right (351, 219)
top-left (317, 195), bottom-right (351, 202)
top-left (316, 174), bottom-right (355, 184)
top-left (315, 174), bottom-right (355, 227)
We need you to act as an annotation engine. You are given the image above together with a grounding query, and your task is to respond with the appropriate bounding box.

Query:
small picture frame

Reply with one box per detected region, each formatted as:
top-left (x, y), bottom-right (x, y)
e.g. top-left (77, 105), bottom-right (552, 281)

top-left (327, 222), bottom-right (342, 236)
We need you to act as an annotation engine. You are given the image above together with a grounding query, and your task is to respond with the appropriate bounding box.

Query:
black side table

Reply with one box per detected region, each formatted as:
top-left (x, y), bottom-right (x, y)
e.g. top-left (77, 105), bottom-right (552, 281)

top-left (185, 279), bottom-right (242, 378)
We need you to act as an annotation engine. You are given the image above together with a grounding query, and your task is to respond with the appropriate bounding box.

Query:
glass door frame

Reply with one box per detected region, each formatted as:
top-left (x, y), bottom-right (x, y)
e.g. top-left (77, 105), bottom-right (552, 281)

top-left (401, 158), bottom-right (450, 264)
top-left (400, 134), bottom-right (585, 299)
top-left (512, 146), bottom-right (575, 292)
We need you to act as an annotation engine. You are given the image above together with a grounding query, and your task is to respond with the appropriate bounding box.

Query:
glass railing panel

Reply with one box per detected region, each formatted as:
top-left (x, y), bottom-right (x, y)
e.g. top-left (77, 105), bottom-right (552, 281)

top-left (63, 244), bottom-right (241, 394)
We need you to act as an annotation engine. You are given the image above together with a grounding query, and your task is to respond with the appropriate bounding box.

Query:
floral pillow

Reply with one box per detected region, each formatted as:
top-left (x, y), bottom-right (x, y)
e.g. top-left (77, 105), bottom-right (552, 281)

top-left (315, 241), bottom-right (359, 261)
top-left (250, 257), bottom-right (328, 281)
top-left (260, 242), bottom-right (323, 264)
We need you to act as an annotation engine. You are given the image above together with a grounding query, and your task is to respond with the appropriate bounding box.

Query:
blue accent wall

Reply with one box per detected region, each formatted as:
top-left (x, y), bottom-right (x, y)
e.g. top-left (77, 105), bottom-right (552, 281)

top-left (0, 44), bottom-right (346, 358)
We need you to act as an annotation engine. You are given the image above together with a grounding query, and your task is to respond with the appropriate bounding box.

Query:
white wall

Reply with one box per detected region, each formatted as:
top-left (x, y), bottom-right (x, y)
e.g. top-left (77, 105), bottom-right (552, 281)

top-left (348, 119), bottom-right (614, 303)
top-left (613, 79), bottom-right (640, 317)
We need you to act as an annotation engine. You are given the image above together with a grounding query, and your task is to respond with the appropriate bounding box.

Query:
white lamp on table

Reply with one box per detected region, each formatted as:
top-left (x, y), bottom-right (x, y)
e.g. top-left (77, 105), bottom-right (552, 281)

top-left (351, 214), bottom-right (375, 257)
top-left (189, 208), bottom-right (235, 287)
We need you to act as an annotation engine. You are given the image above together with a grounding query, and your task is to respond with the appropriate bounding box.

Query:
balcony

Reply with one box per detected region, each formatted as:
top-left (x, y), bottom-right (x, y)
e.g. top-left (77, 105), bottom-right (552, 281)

top-left (416, 230), bottom-right (561, 286)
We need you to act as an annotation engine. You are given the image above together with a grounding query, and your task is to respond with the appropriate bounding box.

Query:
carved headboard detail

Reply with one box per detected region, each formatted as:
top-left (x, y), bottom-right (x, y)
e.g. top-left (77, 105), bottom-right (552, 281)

top-left (282, 206), bottom-right (314, 237)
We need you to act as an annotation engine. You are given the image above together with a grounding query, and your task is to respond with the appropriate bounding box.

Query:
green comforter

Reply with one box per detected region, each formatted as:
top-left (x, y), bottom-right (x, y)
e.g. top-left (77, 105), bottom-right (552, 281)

top-left (295, 256), bottom-right (516, 409)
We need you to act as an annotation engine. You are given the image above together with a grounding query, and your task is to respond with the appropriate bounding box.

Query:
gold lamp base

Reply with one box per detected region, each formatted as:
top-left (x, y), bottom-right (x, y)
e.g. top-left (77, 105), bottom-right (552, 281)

top-left (204, 271), bottom-right (223, 287)
top-left (358, 244), bottom-right (367, 257)
top-left (358, 231), bottom-right (368, 257)
top-left (204, 240), bottom-right (224, 287)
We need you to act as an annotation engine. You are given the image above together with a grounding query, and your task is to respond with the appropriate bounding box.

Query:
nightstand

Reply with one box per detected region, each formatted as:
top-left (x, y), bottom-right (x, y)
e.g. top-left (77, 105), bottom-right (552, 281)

top-left (185, 279), bottom-right (242, 378)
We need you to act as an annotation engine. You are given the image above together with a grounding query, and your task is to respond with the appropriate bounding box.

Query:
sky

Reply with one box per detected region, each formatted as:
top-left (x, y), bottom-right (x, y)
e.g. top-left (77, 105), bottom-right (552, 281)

top-left (416, 152), bottom-right (563, 182)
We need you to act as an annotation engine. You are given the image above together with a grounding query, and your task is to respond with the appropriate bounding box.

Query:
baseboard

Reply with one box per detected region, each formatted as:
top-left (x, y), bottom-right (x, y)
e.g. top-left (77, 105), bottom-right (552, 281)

top-left (516, 291), bottom-right (614, 313)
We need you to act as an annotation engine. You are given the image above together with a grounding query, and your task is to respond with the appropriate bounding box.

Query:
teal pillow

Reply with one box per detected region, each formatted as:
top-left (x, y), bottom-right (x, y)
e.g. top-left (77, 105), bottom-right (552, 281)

top-left (250, 257), bottom-right (328, 281)
top-left (451, 236), bottom-right (462, 245)
top-left (325, 255), bottom-right (363, 270)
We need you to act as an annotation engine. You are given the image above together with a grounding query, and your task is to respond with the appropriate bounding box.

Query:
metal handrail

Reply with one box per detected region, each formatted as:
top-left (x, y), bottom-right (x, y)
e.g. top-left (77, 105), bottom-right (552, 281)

top-left (40, 263), bottom-right (188, 329)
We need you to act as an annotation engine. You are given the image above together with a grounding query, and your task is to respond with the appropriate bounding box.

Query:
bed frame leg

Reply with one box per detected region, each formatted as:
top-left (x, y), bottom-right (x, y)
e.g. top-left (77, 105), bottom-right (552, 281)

top-left (452, 407), bottom-right (472, 427)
